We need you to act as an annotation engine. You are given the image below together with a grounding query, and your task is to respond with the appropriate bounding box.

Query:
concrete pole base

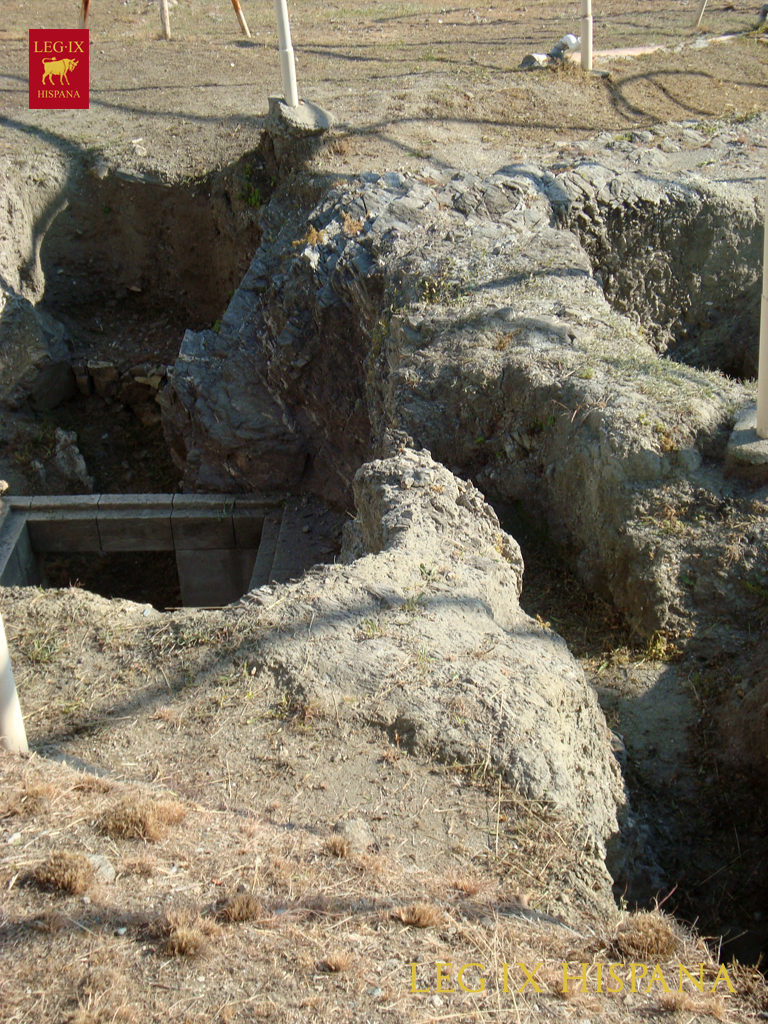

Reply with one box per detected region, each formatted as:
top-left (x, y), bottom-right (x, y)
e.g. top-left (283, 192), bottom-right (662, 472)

top-left (725, 405), bottom-right (768, 485)
top-left (259, 97), bottom-right (335, 176)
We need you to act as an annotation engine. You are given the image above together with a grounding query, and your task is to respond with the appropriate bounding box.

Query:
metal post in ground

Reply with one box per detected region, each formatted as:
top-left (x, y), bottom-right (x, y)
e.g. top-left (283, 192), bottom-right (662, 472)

top-left (581, 0), bottom-right (593, 72)
top-left (0, 611), bottom-right (28, 754)
top-left (694, 0), bottom-right (708, 28)
top-left (758, 162), bottom-right (768, 439)
top-left (160, 0), bottom-right (171, 40)
top-left (231, 0), bottom-right (252, 37)
top-left (273, 0), bottom-right (299, 107)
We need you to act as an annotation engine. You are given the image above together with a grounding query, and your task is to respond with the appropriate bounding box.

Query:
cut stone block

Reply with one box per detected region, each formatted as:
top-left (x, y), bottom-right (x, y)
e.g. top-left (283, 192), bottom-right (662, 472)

top-left (176, 547), bottom-right (259, 607)
top-left (232, 510), bottom-right (264, 549)
top-left (27, 512), bottom-right (100, 552)
top-left (98, 510), bottom-right (174, 551)
top-left (0, 513), bottom-right (30, 585)
top-left (29, 495), bottom-right (100, 512)
top-left (171, 511), bottom-right (236, 549)
top-left (249, 511), bottom-right (282, 589)
top-left (97, 495), bottom-right (174, 550)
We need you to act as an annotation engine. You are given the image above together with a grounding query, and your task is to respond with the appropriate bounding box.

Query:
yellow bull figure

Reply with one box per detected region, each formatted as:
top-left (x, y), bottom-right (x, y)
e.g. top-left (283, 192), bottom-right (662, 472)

top-left (41, 57), bottom-right (78, 85)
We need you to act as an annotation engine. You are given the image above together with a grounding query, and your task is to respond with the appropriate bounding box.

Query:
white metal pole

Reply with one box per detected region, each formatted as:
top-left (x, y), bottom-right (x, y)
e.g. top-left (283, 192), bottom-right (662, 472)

top-left (0, 611), bottom-right (28, 754)
top-left (273, 0), bottom-right (299, 107)
top-left (160, 0), bottom-right (171, 40)
top-left (757, 162), bottom-right (768, 439)
top-left (694, 0), bottom-right (707, 28)
top-left (581, 0), bottom-right (593, 72)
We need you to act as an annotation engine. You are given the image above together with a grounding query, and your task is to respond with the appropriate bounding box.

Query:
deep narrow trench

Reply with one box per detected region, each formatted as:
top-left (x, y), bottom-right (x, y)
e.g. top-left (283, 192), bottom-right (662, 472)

top-left (494, 498), bottom-right (768, 967)
top-left (0, 154), bottom-right (273, 607)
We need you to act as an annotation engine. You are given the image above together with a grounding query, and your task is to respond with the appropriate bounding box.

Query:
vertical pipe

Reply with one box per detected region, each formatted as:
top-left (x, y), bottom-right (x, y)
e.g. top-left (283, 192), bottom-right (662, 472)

top-left (273, 0), bottom-right (299, 107)
top-left (80, 0), bottom-right (90, 30)
top-left (231, 0), bottom-right (252, 37)
top-left (694, 0), bottom-right (707, 28)
top-left (0, 611), bottom-right (28, 754)
top-left (160, 0), bottom-right (171, 40)
top-left (581, 0), bottom-right (593, 72)
top-left (757, 162), bottom-right (768, 439)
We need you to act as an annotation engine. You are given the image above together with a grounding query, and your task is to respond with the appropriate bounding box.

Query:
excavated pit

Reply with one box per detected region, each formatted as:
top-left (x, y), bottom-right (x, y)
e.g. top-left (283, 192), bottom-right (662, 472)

top-left (2, 150), bottom-right (767, 964)
top-left (5, 155), bottom-right (269, 495)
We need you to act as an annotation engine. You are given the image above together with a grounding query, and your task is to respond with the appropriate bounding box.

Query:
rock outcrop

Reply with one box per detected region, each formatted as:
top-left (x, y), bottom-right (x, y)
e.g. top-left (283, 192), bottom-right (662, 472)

top-left (0, 290), bottom-right (76, 411)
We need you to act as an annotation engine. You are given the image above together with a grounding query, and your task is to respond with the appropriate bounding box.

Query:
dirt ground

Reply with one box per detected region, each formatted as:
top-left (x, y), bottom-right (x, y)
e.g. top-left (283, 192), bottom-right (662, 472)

top-left (0, 0), bottom-right (767, 180)
top-left (3, 1), bottom-right (768, 1021)
top-left (1, 584), bottom-right (765, 1024)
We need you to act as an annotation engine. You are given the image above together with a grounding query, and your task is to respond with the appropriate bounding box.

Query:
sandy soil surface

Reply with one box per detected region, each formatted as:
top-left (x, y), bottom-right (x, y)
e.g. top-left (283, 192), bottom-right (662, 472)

top-left (1, 0), bottom-right (767, 179)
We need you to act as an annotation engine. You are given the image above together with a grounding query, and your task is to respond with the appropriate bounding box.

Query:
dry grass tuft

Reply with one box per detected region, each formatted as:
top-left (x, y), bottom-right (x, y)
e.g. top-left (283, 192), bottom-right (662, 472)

top-left (324, 835), bottom-right (350, 858)
top-left (218, 891), bottom-right (262, 923)
top-left (72, 774), bottom-right (113, 794)
top-left (446, 871), bottom-right (491, 897)
top-left (341, 210), bottom-right (364, 237)
top-left (292, 225), bottom-right (324, 248)
top-left (121, 854), bottom-right (156, 878)
top-left (3, 781), bottom-right (57, 818)
top-left (318, 950), bottom-right (353, 973)
top-left (72, 965), bottom-right (138, 1024)
top-left (391, 902), bottom-right (442, 928)
top-left (99, 796), bottom-right (186, 841)
top-left (658, 990), bottom-right (725, 1019)
top-left (34, 850), bottom-right (94, 895)
top-left (615, 909), bottom-right (681, 959)
top-left (156, 908), bottom-right (220, 957)
top-left (164, 922), bottom-right (205, 957)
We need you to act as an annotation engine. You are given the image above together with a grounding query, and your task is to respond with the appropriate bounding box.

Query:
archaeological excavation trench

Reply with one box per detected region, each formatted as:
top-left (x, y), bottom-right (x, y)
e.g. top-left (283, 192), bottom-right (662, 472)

top-left (2, 140), bottom-right (768, 963)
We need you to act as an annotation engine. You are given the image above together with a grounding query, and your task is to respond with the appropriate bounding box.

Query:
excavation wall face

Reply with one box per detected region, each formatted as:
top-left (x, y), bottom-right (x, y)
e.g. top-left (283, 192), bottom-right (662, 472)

top-left (39, 165), bottom-right (263, 325)
top-left (159, 182), bottom-right (381, 505)
top-left (553, 167), bottom-right (763, 377)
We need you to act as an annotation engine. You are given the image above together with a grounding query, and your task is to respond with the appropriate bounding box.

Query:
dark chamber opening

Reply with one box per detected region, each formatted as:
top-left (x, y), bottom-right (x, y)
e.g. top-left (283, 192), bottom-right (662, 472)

top-left (41, 551), bottom-right (182, 610)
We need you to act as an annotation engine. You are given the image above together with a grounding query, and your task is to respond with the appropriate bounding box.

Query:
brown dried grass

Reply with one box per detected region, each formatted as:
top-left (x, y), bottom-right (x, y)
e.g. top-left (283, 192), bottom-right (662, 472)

top-left (446, 871), bottom-right (493, 897)
top-left (615, 910), bottom-right (682, 959)
top-left (317, 950), bottom-right (353, 972)
top-left (324, 835), bottom-right (350, 858)
top-left (3, 781), bottom-right (57, 818)
top-left (34, 850), bottom-right (94, 895)
top-left (156, 908), bottom-right (221, 957)
top-left (121, 854), bottom-right (156, 878)
top-left (391, 902), bottom-right (442, 928)
top-left (658, 990), bottom-right (726, 1019)
top-left (218, 891), bottom-right (262, 923)
top-left (99, 796), bottom-right (186, 841)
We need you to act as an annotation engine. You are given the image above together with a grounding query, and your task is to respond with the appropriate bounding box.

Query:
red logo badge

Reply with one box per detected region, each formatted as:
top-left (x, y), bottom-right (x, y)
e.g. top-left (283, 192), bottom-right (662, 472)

top-left (29, 30), bottom-right (89, 110)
